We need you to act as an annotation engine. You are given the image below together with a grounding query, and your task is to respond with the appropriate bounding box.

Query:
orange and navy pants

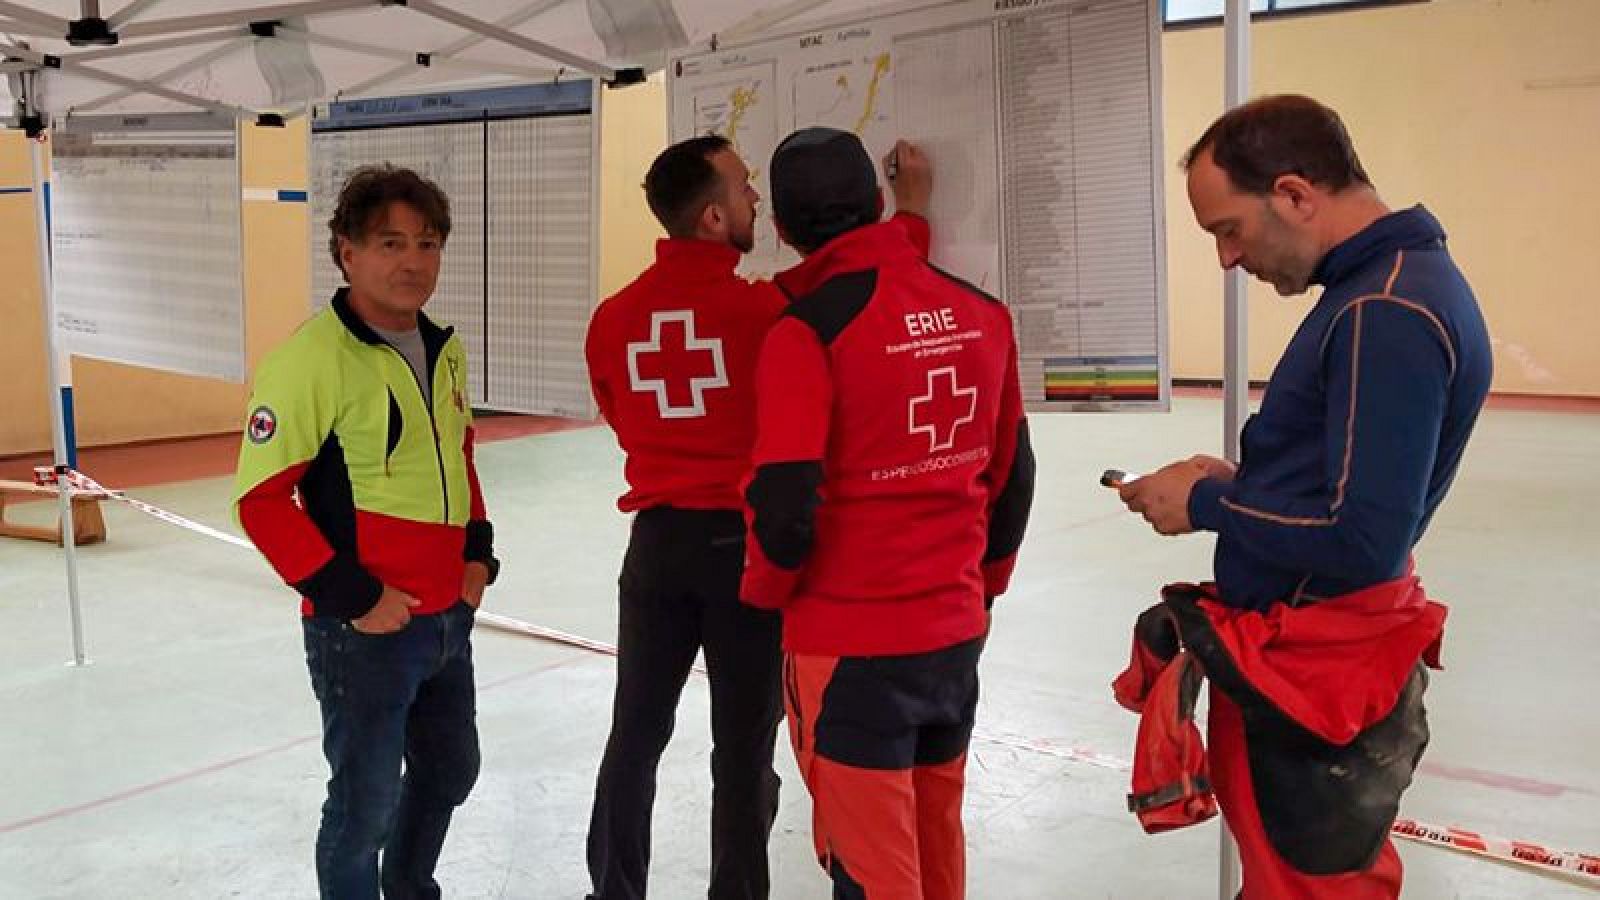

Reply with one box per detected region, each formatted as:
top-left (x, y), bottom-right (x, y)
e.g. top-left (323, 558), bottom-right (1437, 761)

top-left (783, 635), bottom-right (984, 900)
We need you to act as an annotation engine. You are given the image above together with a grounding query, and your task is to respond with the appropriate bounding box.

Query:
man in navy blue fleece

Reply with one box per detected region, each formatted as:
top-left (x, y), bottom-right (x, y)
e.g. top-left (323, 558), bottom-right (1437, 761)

top-left (1118, 95), bottom-right (1491, 898)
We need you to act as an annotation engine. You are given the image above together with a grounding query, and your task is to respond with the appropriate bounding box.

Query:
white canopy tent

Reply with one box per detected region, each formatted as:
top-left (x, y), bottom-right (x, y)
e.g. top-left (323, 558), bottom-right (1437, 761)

top-left (0, 0), bottom-right (864, 119)
top-left (3, 1), bottom-right (1252, 891)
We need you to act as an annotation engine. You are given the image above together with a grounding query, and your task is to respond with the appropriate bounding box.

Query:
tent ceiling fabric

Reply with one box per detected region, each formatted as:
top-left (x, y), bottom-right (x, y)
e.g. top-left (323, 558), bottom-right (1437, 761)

top-left (0, 0), bottom-right (901, 119)
top-left (584, 0), bottom-right (686, 72)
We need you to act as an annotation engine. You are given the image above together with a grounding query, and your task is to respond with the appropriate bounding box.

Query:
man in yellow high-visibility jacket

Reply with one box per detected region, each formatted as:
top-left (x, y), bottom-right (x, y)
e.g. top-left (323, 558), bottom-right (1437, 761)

top-left (234, 164), bottom-right (499, 900)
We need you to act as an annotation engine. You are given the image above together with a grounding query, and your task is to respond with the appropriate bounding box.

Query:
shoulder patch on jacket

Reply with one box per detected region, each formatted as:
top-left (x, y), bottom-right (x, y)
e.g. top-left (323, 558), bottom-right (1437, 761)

top-left (928, 263), bottom-right (1003, 305)
top-left (785, 268), bottom-right (877, 346)
top-left (247, 406), bottom-right (278, 444)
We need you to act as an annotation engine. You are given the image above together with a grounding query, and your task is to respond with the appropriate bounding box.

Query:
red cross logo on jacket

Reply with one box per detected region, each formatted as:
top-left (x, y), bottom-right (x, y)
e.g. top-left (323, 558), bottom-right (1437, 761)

top-left (909, 366), bottom-right (978, 453)
top-left (626, 309), bottom-right (729, 419)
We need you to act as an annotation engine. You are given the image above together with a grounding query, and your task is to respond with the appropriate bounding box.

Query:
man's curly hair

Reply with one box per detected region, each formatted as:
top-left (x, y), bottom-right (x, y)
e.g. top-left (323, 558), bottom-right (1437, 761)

top-left (327, 164), bottom-right (451, 279)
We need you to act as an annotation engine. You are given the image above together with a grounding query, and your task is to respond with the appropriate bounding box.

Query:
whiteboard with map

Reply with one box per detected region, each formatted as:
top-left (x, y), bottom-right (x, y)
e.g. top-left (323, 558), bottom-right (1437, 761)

top-left (668, 0), bottom-right (1169, 411)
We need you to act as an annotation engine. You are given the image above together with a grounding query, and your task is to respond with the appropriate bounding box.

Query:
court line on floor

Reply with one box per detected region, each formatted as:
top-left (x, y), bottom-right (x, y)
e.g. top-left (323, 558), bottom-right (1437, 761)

top-left (0, 654), bottom-right (583, 835)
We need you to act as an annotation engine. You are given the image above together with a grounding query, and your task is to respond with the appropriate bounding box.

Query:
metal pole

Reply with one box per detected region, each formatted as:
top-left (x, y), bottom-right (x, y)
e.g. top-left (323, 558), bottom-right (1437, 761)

top-left (404, 0), bottom-right (618, 80)
top-left (28, 131), bottom-right (88, 666)
top-left (1218, 0), bottom-right (1250, 895)
top-left (1221, 0), bottom-right (1250, 466)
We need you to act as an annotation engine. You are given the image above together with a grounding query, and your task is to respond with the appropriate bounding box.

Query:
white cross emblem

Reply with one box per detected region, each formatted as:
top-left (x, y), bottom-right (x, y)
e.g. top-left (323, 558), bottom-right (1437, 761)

top-left (627, 309), bottom-right (729, 419)
top-left (909, 366), bottom-right (978, 453)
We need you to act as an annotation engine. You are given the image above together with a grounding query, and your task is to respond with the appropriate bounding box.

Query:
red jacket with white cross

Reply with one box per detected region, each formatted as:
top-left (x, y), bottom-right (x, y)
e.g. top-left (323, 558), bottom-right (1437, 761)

top-left (741, 219), bottom-right (1035, 657)
top-left (585, 213), bottom-right (932, 514)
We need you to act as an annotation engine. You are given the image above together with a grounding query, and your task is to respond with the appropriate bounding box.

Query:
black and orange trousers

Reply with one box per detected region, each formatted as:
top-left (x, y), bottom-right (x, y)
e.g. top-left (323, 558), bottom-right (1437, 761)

top-left (784, 634), bottom-right (985, 900)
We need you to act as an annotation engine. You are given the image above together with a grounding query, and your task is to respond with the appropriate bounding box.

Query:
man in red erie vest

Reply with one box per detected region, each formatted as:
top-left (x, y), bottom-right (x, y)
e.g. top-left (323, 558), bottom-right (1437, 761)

top-left (742, 127), bottom-right (1036, 900)
top-left (583, 132), bottom-right (933, 900)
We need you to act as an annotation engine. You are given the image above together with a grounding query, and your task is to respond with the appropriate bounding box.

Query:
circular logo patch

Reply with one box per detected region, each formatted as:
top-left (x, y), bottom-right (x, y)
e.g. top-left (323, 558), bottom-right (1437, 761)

top-left (247, 405), bottom-right (278, 444)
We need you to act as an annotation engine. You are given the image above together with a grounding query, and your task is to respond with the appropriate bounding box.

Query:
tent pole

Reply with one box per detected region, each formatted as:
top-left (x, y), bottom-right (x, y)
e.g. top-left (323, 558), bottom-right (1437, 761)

top-left (28, 129), bottom-right (88, 667)
top-left (1218, 0), bottom-right (1251, 893)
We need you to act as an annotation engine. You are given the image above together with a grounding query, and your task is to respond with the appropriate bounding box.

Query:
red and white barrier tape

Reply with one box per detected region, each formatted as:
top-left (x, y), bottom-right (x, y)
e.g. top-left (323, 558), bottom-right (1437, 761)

top-left (969, 729), bottom-right (1132, 773)
top-left (477, 610), bottom-right (707, 675)
top-left (30, 466), bottom-right (106, 497)
top-left (35, 465), bottom-right (254, 550)
top-left (33, 465), bottom-right (1599, 883)
top-left (1391, 818), bottom-right (1600, 882)
top-left (32, 466), bottom-right (698, 671)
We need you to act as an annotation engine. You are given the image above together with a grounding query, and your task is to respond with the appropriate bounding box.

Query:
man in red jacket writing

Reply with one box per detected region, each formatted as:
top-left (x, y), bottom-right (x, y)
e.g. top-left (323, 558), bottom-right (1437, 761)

top-left (583, 133), bottom-right (932, 900)
top-left (742, 127), bottom-right (1035, 900)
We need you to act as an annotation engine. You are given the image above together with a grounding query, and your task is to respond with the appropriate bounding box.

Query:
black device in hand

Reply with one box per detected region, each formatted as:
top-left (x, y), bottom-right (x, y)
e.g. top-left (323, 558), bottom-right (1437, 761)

top-left (1100, 469), bottom-right (1139, 488)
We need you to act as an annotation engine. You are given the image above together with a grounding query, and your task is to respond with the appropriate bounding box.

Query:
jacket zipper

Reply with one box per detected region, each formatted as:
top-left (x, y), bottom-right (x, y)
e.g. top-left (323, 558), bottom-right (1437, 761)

top-left (384, 343), bottom-right (450, 523)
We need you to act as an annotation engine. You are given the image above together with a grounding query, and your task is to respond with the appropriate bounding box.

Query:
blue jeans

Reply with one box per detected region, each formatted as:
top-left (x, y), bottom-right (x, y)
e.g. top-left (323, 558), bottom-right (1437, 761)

top-left (302, 600), bottom-right (480, 900)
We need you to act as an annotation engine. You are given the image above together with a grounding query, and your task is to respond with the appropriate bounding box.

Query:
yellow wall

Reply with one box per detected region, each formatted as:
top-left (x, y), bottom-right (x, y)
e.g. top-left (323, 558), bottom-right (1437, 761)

top-left (599, 74), bottom-right (668, 298)
top-left (1163, 0), bottom-right (1600, 394)
top-left (1, 0), bottom-right (1594, 456)
top-left (0, 136), bottom-right (51, 456)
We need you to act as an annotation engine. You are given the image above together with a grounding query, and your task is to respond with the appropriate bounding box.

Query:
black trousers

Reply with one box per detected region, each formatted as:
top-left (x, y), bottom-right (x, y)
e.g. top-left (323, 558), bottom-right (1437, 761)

top-left (586, 506), bottom-right (785, 900)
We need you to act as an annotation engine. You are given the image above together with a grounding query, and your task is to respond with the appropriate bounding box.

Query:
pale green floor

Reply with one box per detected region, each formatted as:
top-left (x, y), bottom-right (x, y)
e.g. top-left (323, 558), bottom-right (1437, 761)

top-left (1, 397), bottom-right (1596, 899)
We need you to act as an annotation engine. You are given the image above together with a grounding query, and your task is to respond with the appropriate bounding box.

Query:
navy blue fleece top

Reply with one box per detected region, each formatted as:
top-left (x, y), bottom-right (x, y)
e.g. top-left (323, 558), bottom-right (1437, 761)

top-left (1189, 206), bottom-right (1493, 610)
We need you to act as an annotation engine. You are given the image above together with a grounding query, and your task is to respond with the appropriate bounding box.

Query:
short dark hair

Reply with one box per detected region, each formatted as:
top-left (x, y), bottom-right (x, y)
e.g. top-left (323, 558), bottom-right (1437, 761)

top-left (1183, 94), bottom-right (1372, 195)
top-left (328, 164), bottom-right (451, 279)
top-left (644, 134), bottom-right (732, 238)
